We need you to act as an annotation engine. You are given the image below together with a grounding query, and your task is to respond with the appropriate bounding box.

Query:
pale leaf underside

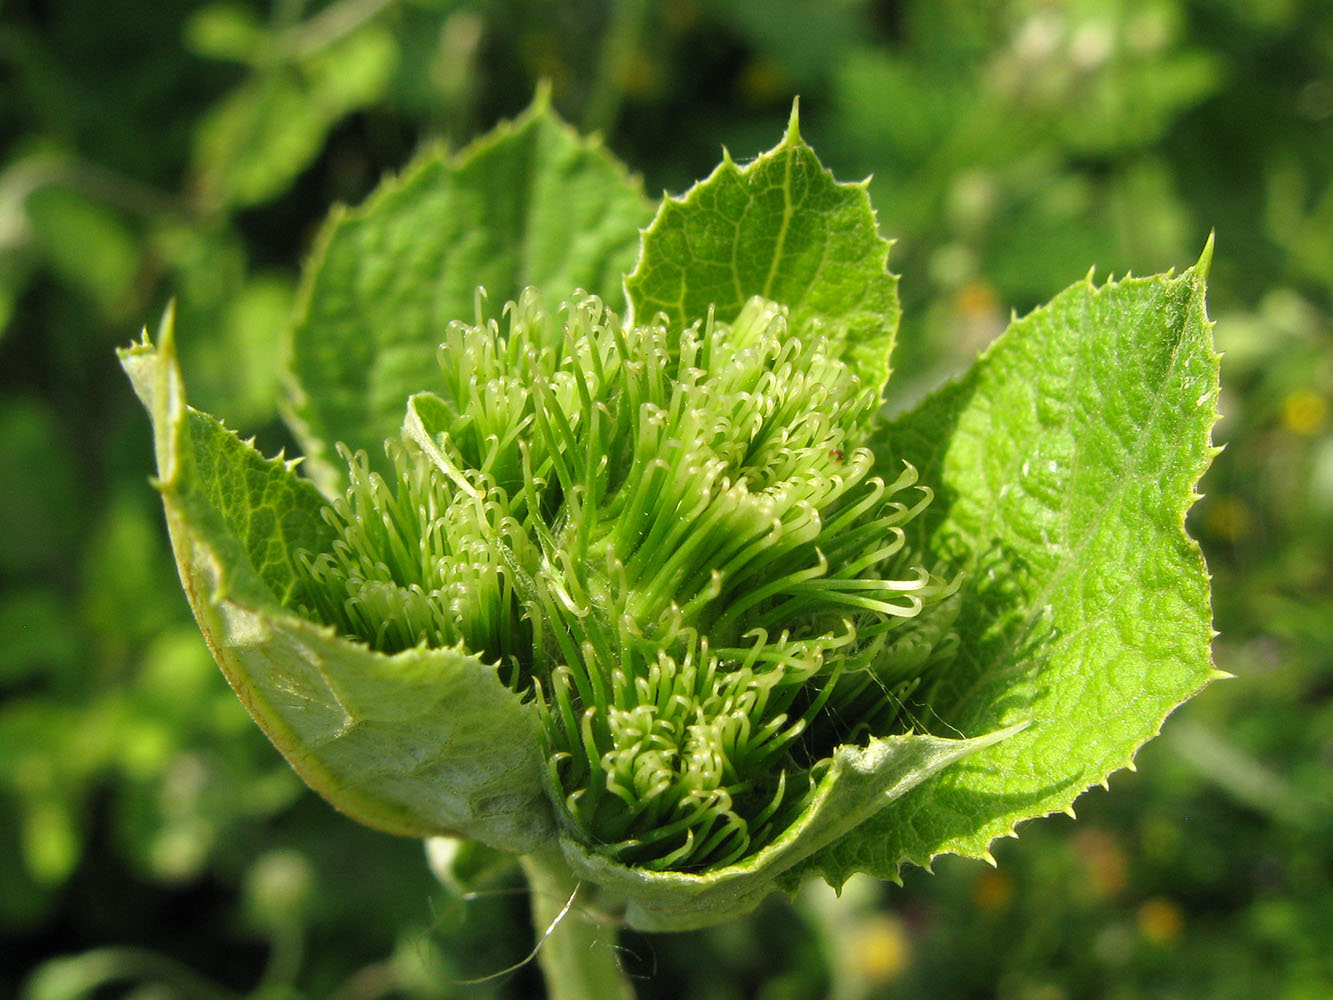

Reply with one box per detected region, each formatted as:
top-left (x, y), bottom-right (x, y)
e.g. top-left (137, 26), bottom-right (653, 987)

top-left (120, 320), bottom-right (552, 853)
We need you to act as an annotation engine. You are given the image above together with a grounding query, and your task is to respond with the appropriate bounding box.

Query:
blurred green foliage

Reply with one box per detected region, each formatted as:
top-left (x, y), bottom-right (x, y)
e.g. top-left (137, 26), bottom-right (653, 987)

top-left (2, 0), bottom-right (1329, 997)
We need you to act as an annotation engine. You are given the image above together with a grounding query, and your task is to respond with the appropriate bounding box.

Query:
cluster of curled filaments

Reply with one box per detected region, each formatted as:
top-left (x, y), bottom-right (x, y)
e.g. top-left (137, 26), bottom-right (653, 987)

top-left (294, 290), bottom-right (959, 872)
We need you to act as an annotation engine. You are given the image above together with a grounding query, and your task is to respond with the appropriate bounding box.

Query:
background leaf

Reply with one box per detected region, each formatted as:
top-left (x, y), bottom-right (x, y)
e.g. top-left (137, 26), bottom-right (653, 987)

top-left (192, 20), bottom-right (399, 209)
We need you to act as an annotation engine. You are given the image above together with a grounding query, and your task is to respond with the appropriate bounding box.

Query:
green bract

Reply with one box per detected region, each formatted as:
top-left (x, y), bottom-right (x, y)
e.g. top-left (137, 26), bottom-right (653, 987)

top-left (121, 96), bottom-right (1220, 933)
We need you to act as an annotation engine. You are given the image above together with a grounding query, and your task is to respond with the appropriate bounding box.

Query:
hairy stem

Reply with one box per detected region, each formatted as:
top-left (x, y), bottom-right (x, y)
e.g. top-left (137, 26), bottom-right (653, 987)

top-left (519, 845), bottom-right (634, 1000)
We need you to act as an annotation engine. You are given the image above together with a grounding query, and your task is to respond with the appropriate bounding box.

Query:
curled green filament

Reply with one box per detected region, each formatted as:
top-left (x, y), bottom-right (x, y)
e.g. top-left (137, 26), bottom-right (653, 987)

top-left (293, 290), bottom-right (958, 872)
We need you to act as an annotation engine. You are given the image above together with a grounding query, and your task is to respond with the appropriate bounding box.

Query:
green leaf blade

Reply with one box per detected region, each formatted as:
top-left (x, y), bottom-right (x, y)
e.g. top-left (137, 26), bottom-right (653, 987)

top-left (286, 93), bottom-right (654, 486)
top-left (803, 257), bottom-right (1221, 887)
top-left (626, 108), bottom-right (900, 394)
top-left (183, 410), bottom-right (331, 609)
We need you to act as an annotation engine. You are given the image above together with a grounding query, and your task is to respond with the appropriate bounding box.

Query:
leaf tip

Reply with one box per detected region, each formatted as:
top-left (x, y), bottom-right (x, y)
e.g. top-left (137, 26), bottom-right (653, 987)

top-left (531, 77), bottom-right (555, 113)
top-left (157, 298), bottom-right (178, 355)
top-left (1195, 230), bottom-right (1216, 281)
top-left (984, 719), bottom-right (1032, 747)
top-left (784, 97), bottom-right (802, 145)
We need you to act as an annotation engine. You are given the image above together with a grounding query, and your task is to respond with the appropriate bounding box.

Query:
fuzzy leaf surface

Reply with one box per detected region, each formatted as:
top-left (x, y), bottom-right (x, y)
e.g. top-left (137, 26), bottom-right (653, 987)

top-left (120, 318), bottom-right (553, 852)
top-left (794, 255), bottom-right (1220, 888)
top-left (625, 109), bottom-right (900, 394)
top-left (287, 94), bottom-right (653, 488)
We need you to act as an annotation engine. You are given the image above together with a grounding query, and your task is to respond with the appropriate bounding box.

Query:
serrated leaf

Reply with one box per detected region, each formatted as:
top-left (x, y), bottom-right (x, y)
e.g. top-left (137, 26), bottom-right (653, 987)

top-left (119, 314), bottom-right (553, 852)
top-left (798, 251), bottom-right (1220, 888)
top-left (560, 725), bottom-right (1023, 932)
top-left (286, 92), bottom-right (654, 489)
top-left (625, 106), bottom-right (900, 395)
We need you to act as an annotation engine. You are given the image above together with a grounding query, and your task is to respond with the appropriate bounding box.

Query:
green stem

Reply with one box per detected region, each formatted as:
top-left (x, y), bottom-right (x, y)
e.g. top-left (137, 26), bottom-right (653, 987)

top-left (519, 845), bottom-right (634, 1000)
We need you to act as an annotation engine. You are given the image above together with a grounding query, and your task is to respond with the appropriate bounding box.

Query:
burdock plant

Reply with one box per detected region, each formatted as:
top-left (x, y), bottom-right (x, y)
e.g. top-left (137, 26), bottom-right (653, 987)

top-left (122, 97), bottom-right (1220, 998)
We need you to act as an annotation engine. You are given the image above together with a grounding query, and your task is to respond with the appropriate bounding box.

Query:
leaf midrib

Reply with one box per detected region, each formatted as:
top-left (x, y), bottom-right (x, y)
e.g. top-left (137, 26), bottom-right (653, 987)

top-left (760, 146), bottom-right (796, 302)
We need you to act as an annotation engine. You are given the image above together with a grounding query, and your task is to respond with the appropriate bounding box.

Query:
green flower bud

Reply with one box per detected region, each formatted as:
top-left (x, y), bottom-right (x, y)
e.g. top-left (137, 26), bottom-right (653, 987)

top-left (292, 289), bottom-right (965, 876)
